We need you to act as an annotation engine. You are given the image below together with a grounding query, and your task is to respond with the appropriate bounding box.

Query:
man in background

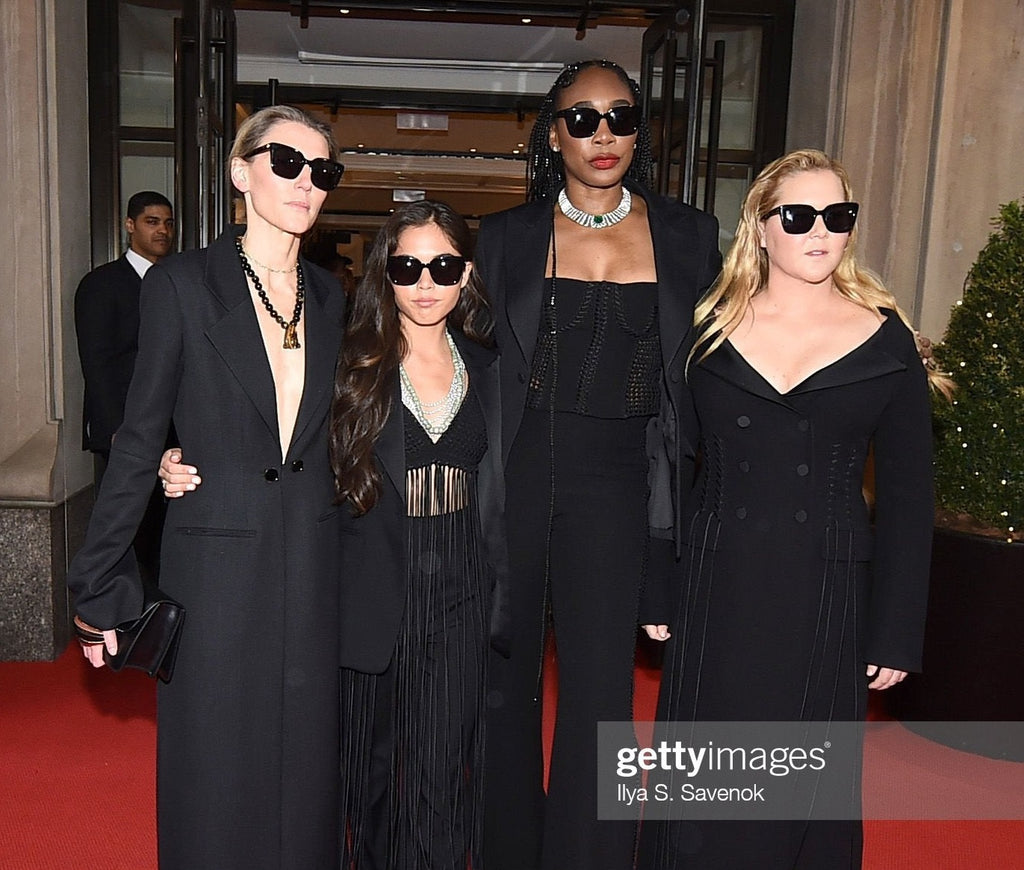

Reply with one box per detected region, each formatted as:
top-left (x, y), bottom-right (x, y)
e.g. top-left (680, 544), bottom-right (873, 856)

top-left (74, 190), bottom-right (174, 583)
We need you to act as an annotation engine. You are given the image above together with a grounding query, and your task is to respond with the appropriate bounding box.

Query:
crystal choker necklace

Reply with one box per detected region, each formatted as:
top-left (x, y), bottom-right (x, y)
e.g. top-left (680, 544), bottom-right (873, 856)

top-left (557, 187), bottom-right (632, 229)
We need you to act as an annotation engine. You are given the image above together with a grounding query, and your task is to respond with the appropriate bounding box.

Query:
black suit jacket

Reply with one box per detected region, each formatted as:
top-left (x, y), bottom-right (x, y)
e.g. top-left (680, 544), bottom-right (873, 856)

top-left (334, 330), bottom-right (510, 674)
top-left (474, 179), bottom-right (722, 556)
top-left (74, 254), bottom-right (143, 452)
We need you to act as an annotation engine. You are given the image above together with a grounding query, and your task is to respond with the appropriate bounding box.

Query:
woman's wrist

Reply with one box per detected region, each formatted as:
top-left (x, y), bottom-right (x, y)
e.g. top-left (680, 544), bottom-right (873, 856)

top-left (73, 615), bottom-right (106, 645)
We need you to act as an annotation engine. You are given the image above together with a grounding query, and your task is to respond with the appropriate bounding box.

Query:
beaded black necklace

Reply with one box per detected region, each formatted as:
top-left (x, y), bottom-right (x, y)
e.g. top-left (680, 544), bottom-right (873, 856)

top-left (235, 234), bottom-right (305, 349)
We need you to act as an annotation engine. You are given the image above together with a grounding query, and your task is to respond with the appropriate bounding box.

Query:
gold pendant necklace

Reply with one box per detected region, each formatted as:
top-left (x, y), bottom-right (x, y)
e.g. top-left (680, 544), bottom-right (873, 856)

top-left (235, 235), bottom-right (305, 349)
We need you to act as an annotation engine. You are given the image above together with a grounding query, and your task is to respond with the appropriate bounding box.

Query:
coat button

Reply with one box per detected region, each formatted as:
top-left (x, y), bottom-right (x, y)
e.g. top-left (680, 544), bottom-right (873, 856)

top-left (738, 460), bottom-right (750, 473)
top-left (264, 468), bottom-right (279, 482)
top-left (291, 460), bottom-right (304, 473)
top-left (796, 463), bottom-right (809, 476)
top-left (517, 371), bottom-right (526, 384)
top-left (794, 509), bottom-right (807, 523)
top-left (736, 507), bottom-right (747, 519)
top-left (797, 419), bottom-right (809, 432)
top-left (737, 415), bottom-right (751, 428)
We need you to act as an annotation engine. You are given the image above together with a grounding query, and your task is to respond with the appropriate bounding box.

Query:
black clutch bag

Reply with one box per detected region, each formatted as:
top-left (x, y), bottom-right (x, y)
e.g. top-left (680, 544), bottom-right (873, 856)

top-left (74, 590), bottom-right (186, 684)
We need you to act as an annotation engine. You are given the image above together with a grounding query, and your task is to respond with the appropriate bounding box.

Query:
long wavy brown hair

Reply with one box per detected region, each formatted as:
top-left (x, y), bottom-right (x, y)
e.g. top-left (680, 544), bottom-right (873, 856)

top-left (329, 201), bottom-right (493, 514)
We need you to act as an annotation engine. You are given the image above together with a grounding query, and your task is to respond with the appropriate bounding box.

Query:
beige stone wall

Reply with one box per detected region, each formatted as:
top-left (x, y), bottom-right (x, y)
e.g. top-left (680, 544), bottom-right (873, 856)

top-left (0, 0), bottom-right (91, 503)
top-left (791, 0), bottom-right (1024, 340)
top-left (912, 0), bottom-right (1024, 339)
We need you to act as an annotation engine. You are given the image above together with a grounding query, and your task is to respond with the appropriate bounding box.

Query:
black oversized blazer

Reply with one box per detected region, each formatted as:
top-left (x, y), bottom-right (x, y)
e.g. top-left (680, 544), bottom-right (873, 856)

top-left (66, 226), bottom-right (346, 869)
top-left (334, 330), bottom-right (511, 675)
top-left (474, 178), bottom-right (722, 558)
top-left (74, 254), bottom-right (144, 452)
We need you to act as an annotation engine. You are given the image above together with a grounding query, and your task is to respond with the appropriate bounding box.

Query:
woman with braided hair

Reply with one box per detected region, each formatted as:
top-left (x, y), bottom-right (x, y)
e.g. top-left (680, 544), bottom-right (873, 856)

top-left (475, 60), bottom-right (721, 870)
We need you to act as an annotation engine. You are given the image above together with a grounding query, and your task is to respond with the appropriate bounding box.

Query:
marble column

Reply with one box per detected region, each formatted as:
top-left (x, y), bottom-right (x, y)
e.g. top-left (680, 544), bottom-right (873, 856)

top-left (788, 0), bottom-right (1024, 339)
top-left (0, 0), bottom-right (92, 660)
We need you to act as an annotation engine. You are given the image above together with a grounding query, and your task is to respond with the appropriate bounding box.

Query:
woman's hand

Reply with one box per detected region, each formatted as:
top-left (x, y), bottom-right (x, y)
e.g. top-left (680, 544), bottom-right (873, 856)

top-left (866, 664), bottom-right (907, 690)
top-left (641, 624), bottom-right (671, 642)
top-left (159, 449), bottom-right (202, 498)
top-left (75, 616), bottom-right (118, 667)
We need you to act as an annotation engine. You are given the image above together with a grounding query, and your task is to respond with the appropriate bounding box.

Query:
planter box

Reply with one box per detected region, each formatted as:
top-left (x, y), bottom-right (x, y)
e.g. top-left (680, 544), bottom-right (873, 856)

top-left (888, 527), bottom-right (1024, 760)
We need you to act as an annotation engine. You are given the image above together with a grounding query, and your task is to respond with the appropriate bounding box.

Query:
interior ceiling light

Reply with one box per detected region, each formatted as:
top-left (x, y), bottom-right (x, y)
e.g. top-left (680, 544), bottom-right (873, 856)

top-left (522, 17), bottom-right (532, 23)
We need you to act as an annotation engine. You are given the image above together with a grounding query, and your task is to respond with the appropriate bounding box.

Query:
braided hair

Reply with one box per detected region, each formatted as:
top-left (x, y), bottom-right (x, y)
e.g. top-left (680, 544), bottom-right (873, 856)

top-left (527, 59), bottom-right (654, 202)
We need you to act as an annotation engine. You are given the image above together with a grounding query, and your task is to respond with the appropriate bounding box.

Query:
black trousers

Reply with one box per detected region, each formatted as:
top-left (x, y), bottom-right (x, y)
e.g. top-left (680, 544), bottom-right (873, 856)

top-left (485, 410), bottom-right (648, 870)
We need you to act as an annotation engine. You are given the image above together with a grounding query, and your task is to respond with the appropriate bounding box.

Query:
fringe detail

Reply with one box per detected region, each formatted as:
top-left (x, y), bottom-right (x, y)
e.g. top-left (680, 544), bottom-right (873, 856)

top-left (342, 463), bottom-right (488, 869)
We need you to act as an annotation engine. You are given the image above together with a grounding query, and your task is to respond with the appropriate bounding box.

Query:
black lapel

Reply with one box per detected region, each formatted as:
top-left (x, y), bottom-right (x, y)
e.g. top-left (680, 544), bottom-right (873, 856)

top-left (636, 180), bottom-right (703, 374)
top-left (700, 341), bottom-right (795, 409)
top-left (789, 317), bottom-right (907, 394)
top-left (454, 330), bottom-right (500, 452)
top-left (504, 201), bottom-right (551, 367)
top-left (116, 254), bottom-right (143, 290)
top-left (376, 375), bottom-right (405, 502)
top-left (700, 317), bottom-right (907, 405)
top-left (287, 262), bottom-right (344, 457)
top-left (202, 227), bottom-right (280, 445)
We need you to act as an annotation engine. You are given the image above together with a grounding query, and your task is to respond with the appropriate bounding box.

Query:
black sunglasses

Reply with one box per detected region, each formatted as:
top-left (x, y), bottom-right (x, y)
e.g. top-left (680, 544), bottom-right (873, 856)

top-left (386, 255), bottom-right (467, 286)
top-left (553, 105), bottom-right (641, 138)
top-left (761, 202), bottom-right (859, 234)
top-left (244, 142), bottom-right (345, 192)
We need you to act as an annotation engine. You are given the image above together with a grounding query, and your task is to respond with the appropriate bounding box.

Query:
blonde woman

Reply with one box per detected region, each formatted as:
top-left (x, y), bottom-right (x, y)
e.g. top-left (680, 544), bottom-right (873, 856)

top-left (68, 106), bottom-right (346, 869)
top-left (639, 149), bottom-right (947, 869)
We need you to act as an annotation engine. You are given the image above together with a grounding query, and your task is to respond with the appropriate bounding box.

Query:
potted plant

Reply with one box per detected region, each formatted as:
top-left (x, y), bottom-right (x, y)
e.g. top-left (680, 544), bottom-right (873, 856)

top-left (891, 199), bottom-right (1024, 758)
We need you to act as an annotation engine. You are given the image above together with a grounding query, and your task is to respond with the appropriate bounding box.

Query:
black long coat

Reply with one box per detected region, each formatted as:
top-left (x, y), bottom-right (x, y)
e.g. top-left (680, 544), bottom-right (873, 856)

top-left (640, 312), bottom-right (934, 870)
top-left (67, 227), bottom-right (345, 870)
top-left (332, 331), bottom-right (510, 674)
top-left (474, 178), bottom-right (722, 558)
top-left (74, 255), bottom-right (143, 452)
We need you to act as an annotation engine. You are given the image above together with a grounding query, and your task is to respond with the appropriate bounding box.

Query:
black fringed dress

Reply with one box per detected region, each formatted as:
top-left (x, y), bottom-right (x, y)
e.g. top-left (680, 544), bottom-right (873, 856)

top-left (341, 383), bottom-right (490, 869)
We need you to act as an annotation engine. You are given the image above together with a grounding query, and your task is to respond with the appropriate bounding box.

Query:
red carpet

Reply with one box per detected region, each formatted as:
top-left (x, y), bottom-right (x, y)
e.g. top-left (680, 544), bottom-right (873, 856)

top-left (2, 643), bottom-right (1023, 868)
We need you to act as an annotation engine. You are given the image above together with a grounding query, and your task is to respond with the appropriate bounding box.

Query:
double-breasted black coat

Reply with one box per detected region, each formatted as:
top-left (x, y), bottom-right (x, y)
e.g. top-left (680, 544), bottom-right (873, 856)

top-left (332, 330), bottom-right (510, 674)
top-left (67, 226), bottom-right (345, 870)
top-left (639, 311), bottom-right (934, 869)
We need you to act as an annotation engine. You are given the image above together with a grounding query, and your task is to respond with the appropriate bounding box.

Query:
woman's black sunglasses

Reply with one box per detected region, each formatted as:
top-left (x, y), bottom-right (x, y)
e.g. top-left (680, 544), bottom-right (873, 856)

top-left (244, 142), bottom-right (345, 192)
top-left (553, 105), bottom-right (641, 138)
top-left (761, 202), bottom-right (859, 235)
top-left (386, 255), bottom-right (467, 286)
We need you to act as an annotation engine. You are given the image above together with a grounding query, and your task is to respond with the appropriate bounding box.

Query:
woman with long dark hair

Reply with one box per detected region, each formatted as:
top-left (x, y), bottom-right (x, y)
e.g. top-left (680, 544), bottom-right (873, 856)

top-left (329, 200), bottom-right (508, 869)
top-left (475, 60), bottom-right (721, 869)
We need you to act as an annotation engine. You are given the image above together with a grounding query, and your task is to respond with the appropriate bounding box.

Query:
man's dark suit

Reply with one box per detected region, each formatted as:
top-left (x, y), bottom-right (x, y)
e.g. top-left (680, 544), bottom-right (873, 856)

top-left (74, 253), bottom-right (166, 583)
top-left (74, 254), bottom-right (142, 453)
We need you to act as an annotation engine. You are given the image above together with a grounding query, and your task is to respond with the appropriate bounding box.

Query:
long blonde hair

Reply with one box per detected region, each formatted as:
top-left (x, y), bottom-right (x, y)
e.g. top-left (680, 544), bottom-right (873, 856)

top-left (691, 149), bottom-right (952, 395)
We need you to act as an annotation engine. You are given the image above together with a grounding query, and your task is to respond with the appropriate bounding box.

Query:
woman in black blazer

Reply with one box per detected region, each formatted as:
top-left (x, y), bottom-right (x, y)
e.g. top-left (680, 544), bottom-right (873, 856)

top-left (67, 105), bottom-right (347, 869)
top-left (328, 201), bottom-right (508, 869)
top-left (474, 60), bottom-right (721, 870)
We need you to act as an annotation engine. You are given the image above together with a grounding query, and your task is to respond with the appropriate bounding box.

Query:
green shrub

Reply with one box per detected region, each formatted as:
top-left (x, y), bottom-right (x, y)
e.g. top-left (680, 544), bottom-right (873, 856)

top-left (933, 199), bottom-right (1024, 540)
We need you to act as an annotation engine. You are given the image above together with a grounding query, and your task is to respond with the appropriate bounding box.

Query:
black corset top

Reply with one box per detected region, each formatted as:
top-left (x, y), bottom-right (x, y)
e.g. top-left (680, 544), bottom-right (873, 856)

top-left (403, 380), bottom-right (487, 517)
top-left (404, 380), bottom-right (488, 472)
top-left (527, 277), bottom-right (661, 418)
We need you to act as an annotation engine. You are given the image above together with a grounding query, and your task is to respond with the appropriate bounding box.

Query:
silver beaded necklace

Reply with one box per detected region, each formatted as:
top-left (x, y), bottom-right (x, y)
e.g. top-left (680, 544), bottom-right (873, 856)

top-left (400, 331), bottom-right (467, 442)
top-left (557, 186), bottom-right (632, 229)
